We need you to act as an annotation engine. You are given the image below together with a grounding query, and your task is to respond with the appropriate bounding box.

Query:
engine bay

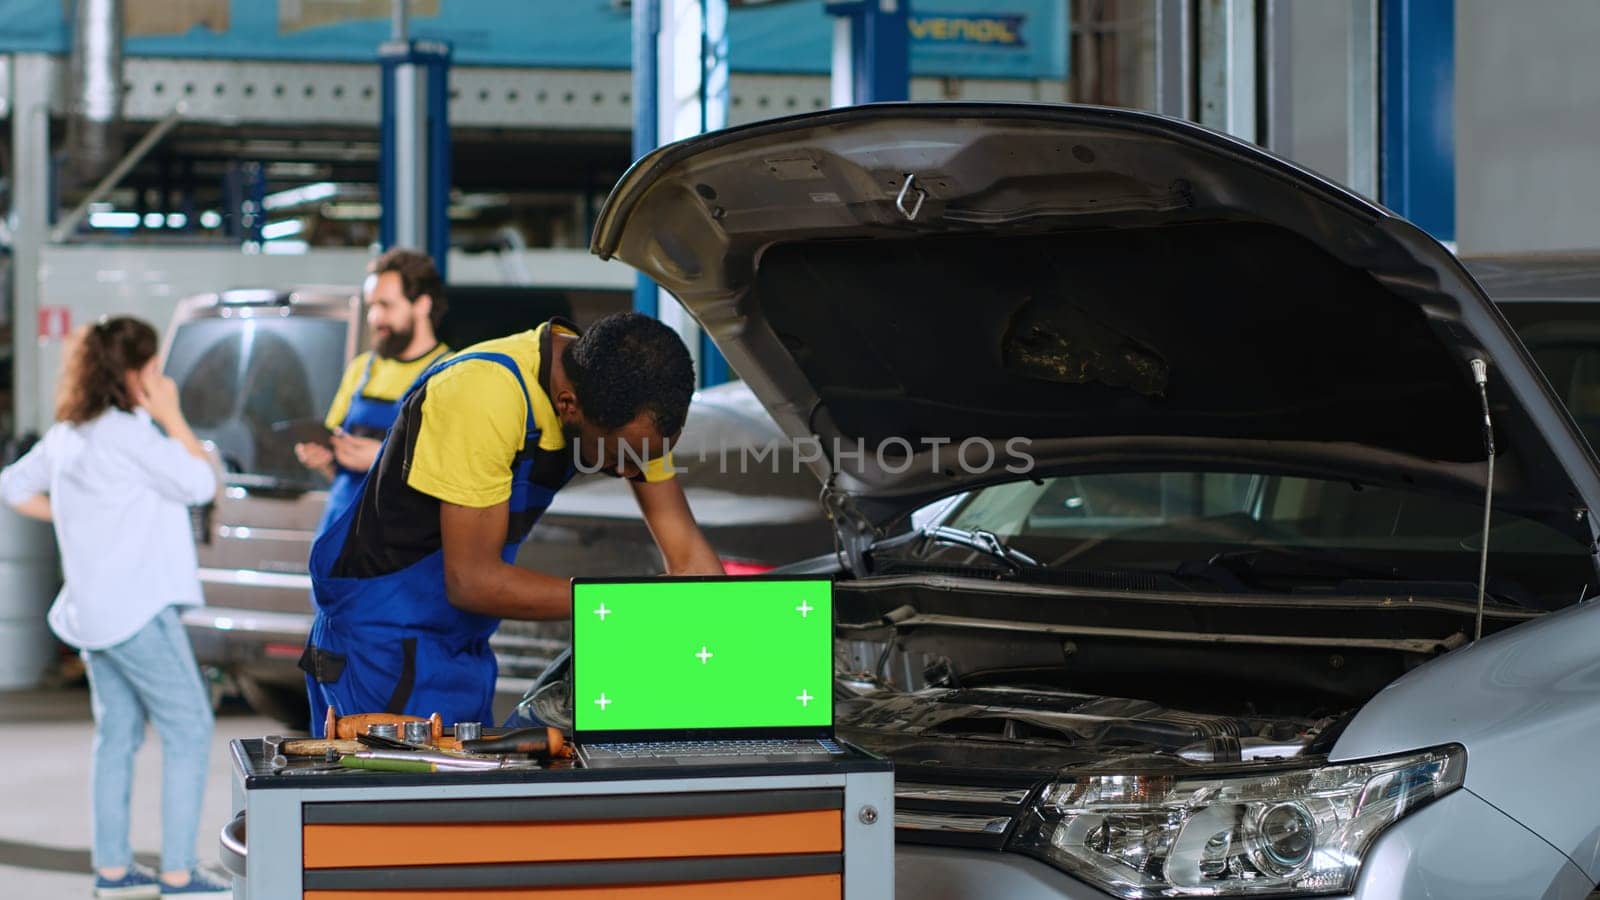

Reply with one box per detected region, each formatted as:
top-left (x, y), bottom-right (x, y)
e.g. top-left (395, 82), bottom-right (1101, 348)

top-left (830, 575), bottom-right (1474, 769)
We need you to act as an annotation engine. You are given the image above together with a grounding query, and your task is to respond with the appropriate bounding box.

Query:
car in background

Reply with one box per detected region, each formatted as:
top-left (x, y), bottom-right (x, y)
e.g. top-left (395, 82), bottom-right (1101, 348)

top-left (168, 286), bottom-right (829, 724)
top-left (165, 287), bottom-right (356, 726)
top-left (586, 104), bottom-right (1600, 898)
top-left (168, 284), bottom-right (583, 725)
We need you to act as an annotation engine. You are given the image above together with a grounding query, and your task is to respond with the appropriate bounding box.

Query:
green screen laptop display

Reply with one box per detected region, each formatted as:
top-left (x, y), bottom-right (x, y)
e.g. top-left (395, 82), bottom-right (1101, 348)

top-left (572, 578), bottom-right (833, 739)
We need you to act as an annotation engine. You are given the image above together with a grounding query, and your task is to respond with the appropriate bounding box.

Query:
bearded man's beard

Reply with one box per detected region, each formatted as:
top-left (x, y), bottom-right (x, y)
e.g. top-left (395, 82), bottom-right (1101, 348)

top-left (376, 323), bottom-right (414, 358)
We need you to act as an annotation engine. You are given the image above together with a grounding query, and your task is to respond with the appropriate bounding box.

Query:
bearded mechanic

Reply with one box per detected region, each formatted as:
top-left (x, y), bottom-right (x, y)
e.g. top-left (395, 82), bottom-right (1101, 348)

top-left (301, 312), bottom-right (724, 733)
top-left (294, 248), bottom-right (451, 533)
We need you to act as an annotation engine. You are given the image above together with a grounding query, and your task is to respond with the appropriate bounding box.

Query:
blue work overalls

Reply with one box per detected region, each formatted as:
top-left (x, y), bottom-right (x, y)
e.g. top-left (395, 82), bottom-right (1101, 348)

top-left (303, 351), bottom-right (575, 735)
top-left (317, 351), bottom-right (431, 535)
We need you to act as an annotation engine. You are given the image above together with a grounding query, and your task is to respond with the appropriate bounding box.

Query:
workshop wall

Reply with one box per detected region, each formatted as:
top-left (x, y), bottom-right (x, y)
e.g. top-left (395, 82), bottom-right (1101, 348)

top-left (1456, 0), bottom-right (1600, 254)
top-left (0, 0), bottom-right (1067, 79)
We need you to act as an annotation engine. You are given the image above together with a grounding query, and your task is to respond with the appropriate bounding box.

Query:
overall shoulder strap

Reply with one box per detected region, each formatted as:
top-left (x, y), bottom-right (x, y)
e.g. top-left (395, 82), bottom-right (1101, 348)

top-left (408, 351), bottom-right (537, 439)
top-left (401, 344), bottom-right (450, 393)
top-left (353, 351), bottom-right (380, 395)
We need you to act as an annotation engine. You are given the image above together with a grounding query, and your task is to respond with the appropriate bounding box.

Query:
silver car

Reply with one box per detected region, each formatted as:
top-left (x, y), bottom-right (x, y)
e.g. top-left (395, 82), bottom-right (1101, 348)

top-left (591, 104), bottom-right (1600, 898)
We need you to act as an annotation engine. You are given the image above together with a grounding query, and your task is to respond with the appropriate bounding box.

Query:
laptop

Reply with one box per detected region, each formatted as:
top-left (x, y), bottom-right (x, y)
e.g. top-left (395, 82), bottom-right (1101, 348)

top-left (571, 575), bottom-right (845, 768)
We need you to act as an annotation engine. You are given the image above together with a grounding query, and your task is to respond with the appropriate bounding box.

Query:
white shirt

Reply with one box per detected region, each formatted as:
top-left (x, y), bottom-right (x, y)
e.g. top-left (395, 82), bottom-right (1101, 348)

top-left (0, 408), bottom-right (217, 650)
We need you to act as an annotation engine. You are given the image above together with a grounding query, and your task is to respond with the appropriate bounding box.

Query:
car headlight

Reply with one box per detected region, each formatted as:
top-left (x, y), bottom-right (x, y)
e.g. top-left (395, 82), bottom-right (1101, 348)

top-left (1010, 745), bottom-right (1465, 897)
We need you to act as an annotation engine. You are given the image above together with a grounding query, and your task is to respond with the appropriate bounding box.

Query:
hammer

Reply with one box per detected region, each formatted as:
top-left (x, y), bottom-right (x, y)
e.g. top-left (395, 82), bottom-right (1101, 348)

top-left (270, 736), bottom-right (364, 755)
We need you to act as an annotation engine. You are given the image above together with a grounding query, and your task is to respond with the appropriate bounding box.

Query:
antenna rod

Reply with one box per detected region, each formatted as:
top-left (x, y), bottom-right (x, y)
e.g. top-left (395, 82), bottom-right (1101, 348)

top-left (1471, 359), bottom-right (1495, 641)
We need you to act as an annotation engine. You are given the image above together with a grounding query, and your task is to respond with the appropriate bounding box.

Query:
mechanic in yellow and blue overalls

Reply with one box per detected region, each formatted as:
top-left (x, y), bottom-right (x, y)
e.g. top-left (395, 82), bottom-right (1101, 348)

top-left (300, 313), bottom-right (724, 732)
top-left (295, 248), bottom-right (450, 533)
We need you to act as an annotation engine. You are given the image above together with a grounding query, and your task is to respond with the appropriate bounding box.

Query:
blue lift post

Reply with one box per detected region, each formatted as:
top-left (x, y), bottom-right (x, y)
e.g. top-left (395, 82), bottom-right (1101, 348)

top-left (632, 0), bottom-right (731, 387)
top-left (825, 0), bottom-right (910, 104)
top-left (223, 160), bottom-right (267, 244)
top-left (631, 0), bottom-right (908, 385)
top-left (244, 161), bottom-right (267, 245)
top-left (632, 0), bottom-right (661, 320)
top-left (379, 39), bottom-right (453, 279)
top-left (1380, 0), bottom-right (1454, 244)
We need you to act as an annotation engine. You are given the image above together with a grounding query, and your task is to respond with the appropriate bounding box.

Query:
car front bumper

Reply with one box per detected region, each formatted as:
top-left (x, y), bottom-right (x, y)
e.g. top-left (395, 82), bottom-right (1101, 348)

top-left (181, 605), bottom-right (311, 680)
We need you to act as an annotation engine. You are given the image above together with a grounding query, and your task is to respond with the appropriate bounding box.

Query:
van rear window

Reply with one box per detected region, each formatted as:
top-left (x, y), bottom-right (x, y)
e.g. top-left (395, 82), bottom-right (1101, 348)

top-left (165, 316), bottom-right (347, 487)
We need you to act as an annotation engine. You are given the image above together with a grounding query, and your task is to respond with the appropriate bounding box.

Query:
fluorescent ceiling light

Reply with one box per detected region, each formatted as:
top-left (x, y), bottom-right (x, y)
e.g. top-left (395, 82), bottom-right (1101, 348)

top-left (88, 212), bottom-right (140, 229)
top-left (261, 219), bottom-right (305, 240)
top-left (263, 182), bottom-right (339, 211)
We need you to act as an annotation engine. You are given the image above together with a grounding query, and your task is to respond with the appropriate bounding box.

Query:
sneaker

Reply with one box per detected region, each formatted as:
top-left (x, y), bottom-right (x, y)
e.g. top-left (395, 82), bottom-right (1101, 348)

top-left (158, 868), bottom-right (231, 898)
top-left (92, 863), bottom-right (161, 898)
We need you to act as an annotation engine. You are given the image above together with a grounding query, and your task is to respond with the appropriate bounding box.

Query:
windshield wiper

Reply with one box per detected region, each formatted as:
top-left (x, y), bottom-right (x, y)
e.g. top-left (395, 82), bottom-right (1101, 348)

top-left (917, 525), bottom-right (1041, 574)
top-left (1195, 547), bottom-right (1399, 581)
top-left (1181, 548), bottom-right (1532, 608)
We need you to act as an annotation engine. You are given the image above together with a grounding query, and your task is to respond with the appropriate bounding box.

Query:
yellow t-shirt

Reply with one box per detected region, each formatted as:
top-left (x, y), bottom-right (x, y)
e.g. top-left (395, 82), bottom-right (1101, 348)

top-left (323, 343), bottom-right (452, 431)
top-left (404, 323), bottom-right (676, 509)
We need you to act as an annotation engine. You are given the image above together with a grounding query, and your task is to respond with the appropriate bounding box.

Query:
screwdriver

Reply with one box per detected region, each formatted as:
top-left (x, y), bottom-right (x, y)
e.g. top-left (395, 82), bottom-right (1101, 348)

top-left (459, 726), bottom-right (569, 757)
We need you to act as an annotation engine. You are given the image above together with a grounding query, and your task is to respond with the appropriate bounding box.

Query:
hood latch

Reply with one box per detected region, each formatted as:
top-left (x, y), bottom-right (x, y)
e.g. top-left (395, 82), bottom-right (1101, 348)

top-left (895, 172), bottom-right (927, 222)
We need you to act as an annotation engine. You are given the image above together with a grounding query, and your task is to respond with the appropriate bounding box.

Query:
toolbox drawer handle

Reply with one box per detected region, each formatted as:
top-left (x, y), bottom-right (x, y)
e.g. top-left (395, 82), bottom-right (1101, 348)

top-left (219, 811), bottom-right (247, 878)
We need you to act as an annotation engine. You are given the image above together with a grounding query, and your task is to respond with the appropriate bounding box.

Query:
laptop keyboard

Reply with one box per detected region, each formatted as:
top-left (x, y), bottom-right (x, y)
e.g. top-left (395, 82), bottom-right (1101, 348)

top-left (584, 739), bottom-right (845, 759)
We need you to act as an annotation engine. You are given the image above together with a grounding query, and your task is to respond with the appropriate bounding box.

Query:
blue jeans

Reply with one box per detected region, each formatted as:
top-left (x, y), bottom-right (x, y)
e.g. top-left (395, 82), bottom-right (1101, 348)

top-left (83, 606), bottom-right (215, 873)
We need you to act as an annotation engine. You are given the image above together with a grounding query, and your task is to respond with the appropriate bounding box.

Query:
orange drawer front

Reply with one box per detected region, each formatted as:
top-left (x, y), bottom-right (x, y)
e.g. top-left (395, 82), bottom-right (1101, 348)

top-left (302, 873), bottom-right (842, 899)
top-left (303, 809), bottom-right (842, 869)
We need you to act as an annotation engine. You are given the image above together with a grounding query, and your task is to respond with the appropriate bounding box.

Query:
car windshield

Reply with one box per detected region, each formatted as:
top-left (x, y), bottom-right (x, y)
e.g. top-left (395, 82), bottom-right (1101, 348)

top-left (165, 314), bottom-right (347, 487)
top-left (886, 471), bottom-right (1594, 610)
top-left (1498, 301), bottom-right (1600, 452)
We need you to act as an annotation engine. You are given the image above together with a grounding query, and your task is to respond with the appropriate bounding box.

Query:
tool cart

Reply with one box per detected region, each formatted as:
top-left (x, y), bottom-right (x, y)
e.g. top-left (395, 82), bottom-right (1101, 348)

top-left (220, 736), bottom-right (893, 899)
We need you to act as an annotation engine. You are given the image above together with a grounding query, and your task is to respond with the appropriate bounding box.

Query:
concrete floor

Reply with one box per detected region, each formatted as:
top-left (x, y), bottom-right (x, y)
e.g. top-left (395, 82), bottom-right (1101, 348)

top-left (0, 684), bottom-right (273, 899)
top-left (0, 677), bottom-right (538, 898)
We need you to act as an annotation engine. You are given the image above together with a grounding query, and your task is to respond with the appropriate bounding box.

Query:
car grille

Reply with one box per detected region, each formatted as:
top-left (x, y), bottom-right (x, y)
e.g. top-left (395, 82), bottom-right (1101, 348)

top-left (892, 775), bottom-right (1042, 850)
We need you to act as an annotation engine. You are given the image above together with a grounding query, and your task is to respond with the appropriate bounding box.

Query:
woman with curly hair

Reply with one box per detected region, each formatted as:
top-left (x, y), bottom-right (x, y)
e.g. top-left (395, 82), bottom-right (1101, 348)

top-left (0, 316), bottom-right (228, 898)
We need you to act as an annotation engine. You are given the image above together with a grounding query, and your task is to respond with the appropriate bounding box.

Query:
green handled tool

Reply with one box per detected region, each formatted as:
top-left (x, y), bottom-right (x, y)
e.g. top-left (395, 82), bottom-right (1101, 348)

top-left (338, 754), bottom-right (437, 774)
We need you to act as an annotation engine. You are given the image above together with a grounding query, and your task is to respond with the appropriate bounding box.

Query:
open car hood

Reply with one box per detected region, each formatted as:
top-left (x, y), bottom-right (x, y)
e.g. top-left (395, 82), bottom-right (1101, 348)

top-left (592, 103), bottom-right (1600, 543)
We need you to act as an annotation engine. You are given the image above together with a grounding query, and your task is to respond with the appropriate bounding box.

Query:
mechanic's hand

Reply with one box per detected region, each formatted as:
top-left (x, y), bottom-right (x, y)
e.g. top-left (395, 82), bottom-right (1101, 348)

top-left (330, 430), bottom-right (381, 473)
top-left (134, 367), bottom-right (185, 431)
top-left (295, 441), bottom-right (336, 480)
